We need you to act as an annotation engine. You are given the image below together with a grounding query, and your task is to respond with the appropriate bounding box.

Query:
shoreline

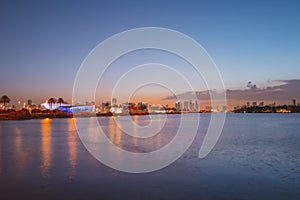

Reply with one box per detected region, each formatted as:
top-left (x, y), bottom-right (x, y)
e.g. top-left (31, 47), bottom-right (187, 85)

top-left (0, 110), bottom-right (211, 121)
top-left (1, 111), bottom-right (299, 121)
top-left (0, 111), bottom-right (191, 121)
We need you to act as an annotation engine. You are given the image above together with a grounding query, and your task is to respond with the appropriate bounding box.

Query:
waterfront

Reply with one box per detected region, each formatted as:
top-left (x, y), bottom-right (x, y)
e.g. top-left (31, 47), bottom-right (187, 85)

top-left (0, 114), bottom-right (299, 199)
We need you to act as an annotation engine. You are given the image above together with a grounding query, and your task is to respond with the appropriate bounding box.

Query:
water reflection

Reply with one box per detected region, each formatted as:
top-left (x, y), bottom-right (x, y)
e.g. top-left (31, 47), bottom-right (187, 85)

top-left (15, 127), bottom-right (27, 171)
top-left (132, 115), bottom-right (139, 150)
top-left (108, 116), bottom-right (123, 147)
top-left (40, 118), bottom-right (52, 178)
top-left (108, 116), bottom-right (123, 170)
top-left (0, 124), bottom-right (2, 174)
top-left (67, 118), bottom-right (77, 180)
top-left (115, 119), bottom-right (122, 147)
top-left (109, 117), bottom-right (115, 144)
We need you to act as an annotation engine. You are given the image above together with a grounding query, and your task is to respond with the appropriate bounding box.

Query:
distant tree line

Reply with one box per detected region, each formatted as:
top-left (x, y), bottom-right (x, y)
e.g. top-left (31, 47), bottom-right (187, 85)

top-left (47, 97), bottom-right (65, 110)
top-left (233, 105), bottom-right (300, 113)
top-left (0, 95), bottom-right (10, 109)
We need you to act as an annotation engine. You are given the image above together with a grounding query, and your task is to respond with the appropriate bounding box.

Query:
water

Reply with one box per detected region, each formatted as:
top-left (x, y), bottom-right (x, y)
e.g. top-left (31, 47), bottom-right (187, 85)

top-left (0, 114), bottom-right (299, 200)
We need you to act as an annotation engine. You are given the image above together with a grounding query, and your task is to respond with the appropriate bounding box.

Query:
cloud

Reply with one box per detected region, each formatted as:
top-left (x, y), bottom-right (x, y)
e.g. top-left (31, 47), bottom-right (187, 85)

top-left (162, 79), bottom-right (300, 103)
top-left (246, 81), bottom-right (257, 90)
top-left (227, 79), bottom-right (300, 101)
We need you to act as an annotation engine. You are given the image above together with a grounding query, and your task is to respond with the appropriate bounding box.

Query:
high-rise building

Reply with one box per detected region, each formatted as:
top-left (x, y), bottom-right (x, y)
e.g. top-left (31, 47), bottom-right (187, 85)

top-left (112, 98), bottom-right (117, 105)
top-left (183, 101), bottom-right (189, 111)
top-left (205, 106), bottom-right (212, 112)
top-left (175, 101), bottom-right (182, 111)
top-left (137, 102), bottom-right (147, 110)
top-left (189, 100), bottom-right (194, 111)
top-left (222, 105), bottom-right (227, 112)
top-left (28, 99), bottom-right (32, 106)
top-left (293, 99), bottom-right (296, 106)
top-left (195, 100), bottom-right (199, 111)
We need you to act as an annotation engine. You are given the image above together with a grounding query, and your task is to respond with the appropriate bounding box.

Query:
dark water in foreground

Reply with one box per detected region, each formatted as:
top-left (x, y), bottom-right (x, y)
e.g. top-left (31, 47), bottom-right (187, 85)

top-left (0, 114), bottom-right (299, 200)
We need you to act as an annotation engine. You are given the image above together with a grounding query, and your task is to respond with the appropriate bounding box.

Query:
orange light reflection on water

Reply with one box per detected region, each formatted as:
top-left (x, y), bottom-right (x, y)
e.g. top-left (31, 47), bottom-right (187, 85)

top-left (109, 117), bottom-right (115, 144)
top-left (108, 116), bottom-right (123, 148)
top-left (15, 127), bottom-right (28, 172)
top-left (40, 118), bottom-right (52, 178)
top-left (108, 116), bottom-right (123, 170)
top-left (0, 124), bottom-right (1, 175)
top-left (67, 118), bottom-right (77, 180)
top-left (132, 115), bottom-right (139, 149)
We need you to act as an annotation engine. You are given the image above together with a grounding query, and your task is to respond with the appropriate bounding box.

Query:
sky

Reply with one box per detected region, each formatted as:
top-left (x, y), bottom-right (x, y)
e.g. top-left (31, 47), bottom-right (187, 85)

top-left (0, 0), bottom-right (300, 108)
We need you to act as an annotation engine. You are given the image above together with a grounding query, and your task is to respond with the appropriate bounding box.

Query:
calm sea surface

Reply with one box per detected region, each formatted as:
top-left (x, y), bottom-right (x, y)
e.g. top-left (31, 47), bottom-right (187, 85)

top-left (0, 114), bottom-right (299, 200)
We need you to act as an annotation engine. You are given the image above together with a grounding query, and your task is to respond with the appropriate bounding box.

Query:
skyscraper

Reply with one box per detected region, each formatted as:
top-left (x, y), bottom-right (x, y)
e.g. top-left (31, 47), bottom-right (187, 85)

top-left (189, 100), bottom-right (194, 111)
top-left (112, 98), bottom-right (117, 106)
top-left (183, 101), bottom-right (189, 111)
top-left (195, 100), bottom-right (199, 111)
top-left (175, 101), bottom-right (182, 110)
top-left (28, 99), bottom-right (32, 106)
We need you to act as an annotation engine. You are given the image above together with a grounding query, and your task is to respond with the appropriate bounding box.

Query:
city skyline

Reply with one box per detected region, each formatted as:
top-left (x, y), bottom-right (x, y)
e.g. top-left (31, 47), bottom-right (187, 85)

top-left (1, 78), bottom-right (300, 110)
top-left (1, 91), bottom-right (300, 113)
top-left (1, 1), bottom-right (300, 109)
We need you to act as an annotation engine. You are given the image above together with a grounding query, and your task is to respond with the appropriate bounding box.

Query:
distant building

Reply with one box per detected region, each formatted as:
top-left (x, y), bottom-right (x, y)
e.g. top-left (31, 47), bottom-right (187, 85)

top-left (205, 106), bottom-right (212, 112)
top-left (195, 100), bottom-right (199, 111)
top-left (99, 101), bottom-right (111, 113)
top-left (252, 102), bottom-right (257, 107)
top-left (222, 105), bottom-right (227, 112)
top-left (41, 101), bottom-right (95, 113)
top-left (122, 102), bottom-right (135, 109)
top-left (58, 105), bottom-right (95, 113)
top-left (259, 102), bottom-right (264, 107)
top-left (41, 101), bottom-right (71, 110)
top-left (28, 99), bottom-right (32, 106)
top-left (183, 101), bottom-right (189, 111)
top-left (110, 106), bottom-right (122, 114)
top-left (137, 102), bottom-right (148, 110)
top-left (189, 100), bottom-right (194, 111)
top-left (175, 101), bottom-right (182, 111)
top-left (149, 104), bottom-right (165, 113)
top-left (112, 98), bottom-right (117, 105)
top-left (293, 99), bottom-right (296, 106)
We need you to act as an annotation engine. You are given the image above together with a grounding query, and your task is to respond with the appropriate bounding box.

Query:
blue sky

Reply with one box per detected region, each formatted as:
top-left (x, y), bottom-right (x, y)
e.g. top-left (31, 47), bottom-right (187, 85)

top-left (0, 0), bottom-right (300, 106)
